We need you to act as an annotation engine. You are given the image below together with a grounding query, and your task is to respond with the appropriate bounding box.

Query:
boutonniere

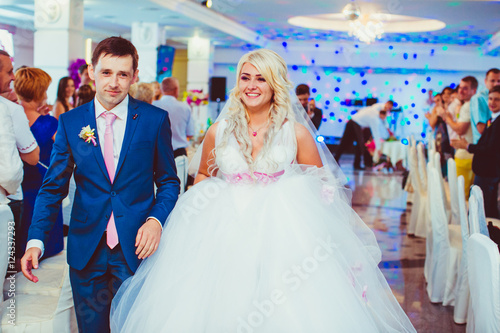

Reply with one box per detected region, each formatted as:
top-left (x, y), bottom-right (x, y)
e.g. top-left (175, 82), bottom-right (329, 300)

top-left (79, 125), bottom-right (97, 146)
top-left (487, 119), bottom-right (492, 128)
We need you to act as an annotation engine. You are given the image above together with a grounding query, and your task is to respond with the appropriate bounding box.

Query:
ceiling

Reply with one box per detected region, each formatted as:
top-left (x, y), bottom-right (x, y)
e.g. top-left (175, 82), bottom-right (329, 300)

top-left (0, 0), bottom-right (499, 52)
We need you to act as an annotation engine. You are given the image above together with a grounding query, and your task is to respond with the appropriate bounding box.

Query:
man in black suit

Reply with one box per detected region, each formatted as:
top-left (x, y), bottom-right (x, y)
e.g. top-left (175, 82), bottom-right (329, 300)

top-left (296, 84), bottom-right (323, 130)
top-left (452, 85), bottom-right (500, 218)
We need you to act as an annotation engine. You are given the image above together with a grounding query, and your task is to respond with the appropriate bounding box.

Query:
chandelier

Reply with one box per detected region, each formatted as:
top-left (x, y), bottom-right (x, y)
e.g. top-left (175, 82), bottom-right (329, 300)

top-left (343, 2), bottom-right (384, 44)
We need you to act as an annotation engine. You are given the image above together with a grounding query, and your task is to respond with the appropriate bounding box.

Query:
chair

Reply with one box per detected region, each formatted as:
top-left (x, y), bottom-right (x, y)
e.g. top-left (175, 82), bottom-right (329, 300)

top-left (466, 233), bottom-right (500, 333)
top-left (407, 145), bottom-right (427, 237)
top-left (454, 176), bottom-right (470, 324)
top-left (468, 186), bottom-right (490, 236)
top-left (426, 167), bottom-right (462, 304)
top-left (1, 266), bottom-right (77, 332)
top-left (447, 158), bottom-right (460, 226)
top-left (434, 152), bottom-right (451, 220)
top-left (175, 155), bottom-right (189, 195)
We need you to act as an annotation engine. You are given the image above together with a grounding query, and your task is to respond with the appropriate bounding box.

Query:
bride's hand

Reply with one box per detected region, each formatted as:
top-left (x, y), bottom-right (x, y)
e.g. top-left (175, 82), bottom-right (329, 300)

top-left (135, 218), bottom-right (162, 259)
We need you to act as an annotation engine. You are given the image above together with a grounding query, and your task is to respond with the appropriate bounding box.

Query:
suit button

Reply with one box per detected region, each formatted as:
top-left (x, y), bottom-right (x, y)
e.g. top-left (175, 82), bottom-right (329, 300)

top-left (111, 191), bottom-right (116, 197)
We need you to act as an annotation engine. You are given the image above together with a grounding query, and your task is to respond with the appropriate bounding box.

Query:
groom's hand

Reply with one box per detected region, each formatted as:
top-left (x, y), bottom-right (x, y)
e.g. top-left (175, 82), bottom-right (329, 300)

top-left (21, 248), bottom-right (42, 283)
top-left (135, 218), bottom-right (162, 259)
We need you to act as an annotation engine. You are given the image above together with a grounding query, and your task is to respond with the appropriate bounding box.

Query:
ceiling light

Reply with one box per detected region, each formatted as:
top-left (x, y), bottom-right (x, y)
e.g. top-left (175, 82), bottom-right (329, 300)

top-left (202, 0), bottom-right (212, 8)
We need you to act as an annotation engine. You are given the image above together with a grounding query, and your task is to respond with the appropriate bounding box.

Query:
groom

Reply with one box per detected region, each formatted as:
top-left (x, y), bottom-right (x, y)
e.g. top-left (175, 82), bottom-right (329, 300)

top-left (21, 37), bottom-right (180, 332)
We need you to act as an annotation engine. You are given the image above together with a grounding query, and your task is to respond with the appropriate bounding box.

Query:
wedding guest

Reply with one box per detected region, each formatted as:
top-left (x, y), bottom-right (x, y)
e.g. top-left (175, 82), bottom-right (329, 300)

top-left (14, 67), bottom-right (64, 260)
top-left (153, 77), bottom-right (194, 158)
top-left (0, 50), bottom-right (40, 269)
top-left (151, 81), bottom-right (161, 102)
top-left (76, 84), bottom-right (95, 107)
top-left (131, 82), bottom-right (154, 104)
top-left (444, 76), bottom-right (477, 196)
top-left (54, 76), bottom-right (76, 119)
top-left (335, 101), bottom-right (392, 170)
top-left (296, 83), bottom-right (323, 130)
top-left (78, 63), bottom-right (94, 91)
top-left (470, 68), bottom-right (500, 144)
top-left (0, 102), bottom-right (24, 279)
top-left (451, 85), bottom-right (500, 218)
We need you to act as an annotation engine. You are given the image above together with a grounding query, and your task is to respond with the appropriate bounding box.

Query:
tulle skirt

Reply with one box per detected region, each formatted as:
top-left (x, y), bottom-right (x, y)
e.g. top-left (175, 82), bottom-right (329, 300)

top-left (111, 166), bottom-right (416, 333)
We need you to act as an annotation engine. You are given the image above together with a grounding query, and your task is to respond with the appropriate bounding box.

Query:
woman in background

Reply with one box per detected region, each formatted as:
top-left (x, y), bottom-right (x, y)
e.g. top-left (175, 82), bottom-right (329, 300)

top-left (76, 84), bottom-right (95, 107)
top-left (14, 68), bottom-right (64, 260)
top-left (54, 76), bottom-right (76, 119)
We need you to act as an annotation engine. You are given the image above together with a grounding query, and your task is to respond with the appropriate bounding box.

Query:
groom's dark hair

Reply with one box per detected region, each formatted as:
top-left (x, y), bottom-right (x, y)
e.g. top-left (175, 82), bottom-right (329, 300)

top-left (92, 36), bottom-right (139, 72)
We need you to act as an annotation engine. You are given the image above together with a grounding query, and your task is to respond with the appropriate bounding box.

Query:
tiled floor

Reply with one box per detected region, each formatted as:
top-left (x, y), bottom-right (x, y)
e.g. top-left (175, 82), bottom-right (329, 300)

top-left (341, 161), bottom-right (466, 333)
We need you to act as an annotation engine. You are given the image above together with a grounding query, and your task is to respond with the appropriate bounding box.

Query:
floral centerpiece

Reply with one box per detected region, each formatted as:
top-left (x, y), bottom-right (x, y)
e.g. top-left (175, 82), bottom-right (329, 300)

top-left (183, 89), bottom-right (209, 107)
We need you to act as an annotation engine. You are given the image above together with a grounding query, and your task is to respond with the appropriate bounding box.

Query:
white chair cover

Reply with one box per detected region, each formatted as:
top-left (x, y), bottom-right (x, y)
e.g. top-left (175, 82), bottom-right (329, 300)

top-left (407, 145), bottom-right (428, 237)
top-left (1, 266), bottom-right (77, 332)
top-left (426, 167), bottom-right (462, 304)
top-left (434, 152), bottom-right (451, 219)
top-left (424, 161), bottom-right (434, 280)
top-left (468, 186), bottom-right (490, 236)
top-left (454, 176), bottom-right (470, 324)
top-left (175, 155), bottom-right (189, 195)
top-left (466, 233), bottom-right (500, 333)
top-left (447, 158), bottom-right (460, 226)
top-left (0, 205), bottom-right (14, 303)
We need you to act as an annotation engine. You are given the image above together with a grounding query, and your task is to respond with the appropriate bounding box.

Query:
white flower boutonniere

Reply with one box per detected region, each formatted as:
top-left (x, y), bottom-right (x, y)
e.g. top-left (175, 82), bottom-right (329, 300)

top-left (79, 125), bottom-right (97, 146)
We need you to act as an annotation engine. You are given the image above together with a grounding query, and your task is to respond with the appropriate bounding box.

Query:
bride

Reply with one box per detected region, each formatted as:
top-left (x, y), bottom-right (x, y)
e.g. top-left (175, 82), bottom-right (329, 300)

top-left (110, 49), bottom-right (416, 332)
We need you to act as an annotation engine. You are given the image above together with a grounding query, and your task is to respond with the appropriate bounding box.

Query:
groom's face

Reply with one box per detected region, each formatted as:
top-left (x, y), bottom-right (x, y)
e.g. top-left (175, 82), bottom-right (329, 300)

top-left (89, 54), bottom-right (138, 111)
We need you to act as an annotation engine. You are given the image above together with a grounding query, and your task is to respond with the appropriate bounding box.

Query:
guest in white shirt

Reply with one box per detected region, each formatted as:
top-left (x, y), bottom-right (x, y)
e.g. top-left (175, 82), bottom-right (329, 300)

top-left (0, 50), bottom-right (40, 269)
top-left (0, 102), bottom-right (23, 280)
top-left (444, 76), bottom-right (478, 196)
top-left (153, 77), bottom-right (194, 158)
top-left (335, 101), bottom-right (392, 170)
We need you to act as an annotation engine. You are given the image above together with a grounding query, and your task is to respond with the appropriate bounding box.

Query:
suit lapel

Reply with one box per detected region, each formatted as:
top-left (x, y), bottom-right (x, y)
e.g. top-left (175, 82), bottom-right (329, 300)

top-left (115, 97), bottom-right (141, 179)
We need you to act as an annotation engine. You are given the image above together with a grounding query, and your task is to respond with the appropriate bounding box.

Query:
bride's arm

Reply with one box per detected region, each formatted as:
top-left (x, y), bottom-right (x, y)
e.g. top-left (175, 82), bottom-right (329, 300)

top-left (295, 123), bottom-right (323, 167)
top-left (194, 122), bottom-right (219, 185)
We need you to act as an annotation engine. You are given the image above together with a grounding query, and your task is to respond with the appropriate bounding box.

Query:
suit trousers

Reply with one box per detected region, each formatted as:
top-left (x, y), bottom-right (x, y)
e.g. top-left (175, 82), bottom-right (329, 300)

top-left (70, 234), bottom-right (134, 333)
top-left (474, 175), bottom-right (500, 218)
top-left (335, 120), bottom-right (371, 168)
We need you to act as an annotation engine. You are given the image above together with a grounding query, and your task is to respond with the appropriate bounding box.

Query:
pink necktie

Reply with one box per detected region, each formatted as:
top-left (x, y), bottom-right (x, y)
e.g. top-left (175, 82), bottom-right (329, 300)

top-left (103, 112), bottom-right (119, 249)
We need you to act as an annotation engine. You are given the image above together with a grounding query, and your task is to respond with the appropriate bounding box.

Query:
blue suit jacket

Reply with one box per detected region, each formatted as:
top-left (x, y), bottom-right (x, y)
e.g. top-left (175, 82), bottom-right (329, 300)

top-left (28, 97), bottom-right (180, 271)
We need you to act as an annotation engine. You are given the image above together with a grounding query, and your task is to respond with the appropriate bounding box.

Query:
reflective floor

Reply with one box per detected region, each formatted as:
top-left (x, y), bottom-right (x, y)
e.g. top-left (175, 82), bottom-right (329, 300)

top-left (340, 159), bottom-right (466, 333)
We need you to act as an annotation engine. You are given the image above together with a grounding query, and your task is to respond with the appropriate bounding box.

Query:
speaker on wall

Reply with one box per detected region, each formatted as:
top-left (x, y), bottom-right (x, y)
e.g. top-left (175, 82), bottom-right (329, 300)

top-left (210, 77), bottom-right (227, 102)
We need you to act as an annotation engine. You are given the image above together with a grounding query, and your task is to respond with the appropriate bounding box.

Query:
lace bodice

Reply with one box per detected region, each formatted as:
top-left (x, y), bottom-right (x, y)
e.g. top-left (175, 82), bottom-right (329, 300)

top-left (214, 119), bottom-right (296, 181)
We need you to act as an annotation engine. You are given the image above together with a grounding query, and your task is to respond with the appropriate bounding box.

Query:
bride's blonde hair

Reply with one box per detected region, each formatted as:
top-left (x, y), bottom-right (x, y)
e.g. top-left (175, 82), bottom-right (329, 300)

top-left (211, 49), bottom-right (296, 174)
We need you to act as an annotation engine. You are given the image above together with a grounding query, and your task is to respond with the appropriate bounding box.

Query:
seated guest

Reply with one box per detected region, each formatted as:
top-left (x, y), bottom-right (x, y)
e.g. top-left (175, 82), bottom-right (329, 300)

top-left (131, 82), bottom-right (154, 104)
top-left (335, 101), bottom-right (393, 170)
top-left (444, 76), bottom-right (477, 196)
top-left (452, 85), bottom-right (500, 218)
top-left (0, 102), bottom-right (24, 279)
top-left (54, 76), bottom-right (76, 119)
top-left (76, 83), bottom-right (95, 107)
top-left (151, 81), bottom-right (162, 102)
top-left (14, 67), bottom-right (64, 260)
top-left (153, 77), bottom-right (194, 158)
top-left (295, 84), bottom-right (323, 130)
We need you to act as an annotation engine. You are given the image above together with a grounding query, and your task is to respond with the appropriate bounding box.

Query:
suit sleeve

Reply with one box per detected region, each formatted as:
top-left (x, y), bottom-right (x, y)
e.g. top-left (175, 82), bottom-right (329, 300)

top-left (468, 124), bottom-right (500, 156)
top-left (27, 115), bottom-right (74, 245)
top-left (148, 111), bottom-right (180, 225)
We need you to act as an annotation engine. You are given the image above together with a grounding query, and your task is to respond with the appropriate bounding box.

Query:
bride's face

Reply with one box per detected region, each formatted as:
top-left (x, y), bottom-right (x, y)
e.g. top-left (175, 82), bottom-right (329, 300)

top-left (239, 63), bottom-right (273, 112)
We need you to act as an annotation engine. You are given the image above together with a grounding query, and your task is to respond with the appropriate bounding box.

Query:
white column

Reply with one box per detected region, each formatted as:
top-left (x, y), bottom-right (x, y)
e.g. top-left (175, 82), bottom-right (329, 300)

top-left (187, 37), bottom-right (213, 137)
top-left (131, 22), bottom-right (162, 83)
top-left (34, 0), bottom-right (84, 103)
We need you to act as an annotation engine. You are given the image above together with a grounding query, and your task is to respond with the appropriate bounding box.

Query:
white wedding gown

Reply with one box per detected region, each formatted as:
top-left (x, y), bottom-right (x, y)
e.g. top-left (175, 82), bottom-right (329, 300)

top-left (111, 120), bottom-right (416, 333)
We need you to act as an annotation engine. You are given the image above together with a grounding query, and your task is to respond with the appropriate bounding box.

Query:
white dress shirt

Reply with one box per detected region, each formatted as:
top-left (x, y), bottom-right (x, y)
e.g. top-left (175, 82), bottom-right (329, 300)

top-left (351, 103), bottom-right (390, 150)
top-left (0, 103), bottom-right (23, 205)
top-left (0, 97), bottom-right (38, 201)
top-left (153, 95), bottom-right (194, 150)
